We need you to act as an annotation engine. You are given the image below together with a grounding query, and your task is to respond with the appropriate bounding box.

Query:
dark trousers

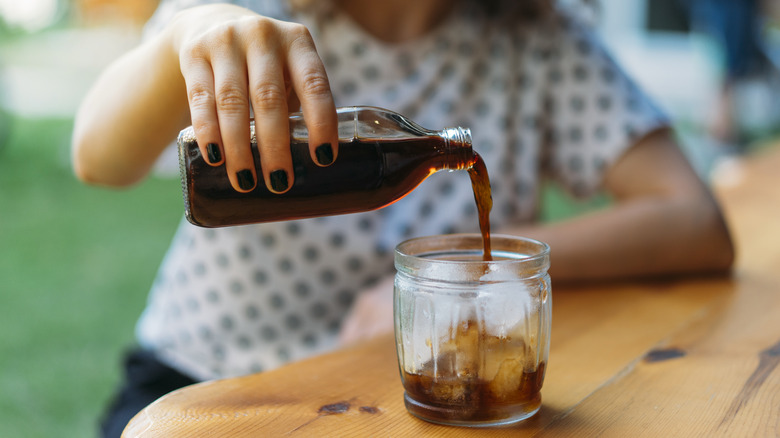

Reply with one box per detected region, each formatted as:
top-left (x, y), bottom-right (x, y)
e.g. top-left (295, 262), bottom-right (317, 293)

top-left (686, 0), bottom-right (767, 79)
top-left (99, 349), bottom-right (198, 438)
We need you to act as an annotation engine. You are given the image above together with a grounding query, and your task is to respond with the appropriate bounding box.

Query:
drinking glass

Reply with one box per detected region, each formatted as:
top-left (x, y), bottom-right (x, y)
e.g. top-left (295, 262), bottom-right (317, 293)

top-left (394, 233), bottom-right (551, 426)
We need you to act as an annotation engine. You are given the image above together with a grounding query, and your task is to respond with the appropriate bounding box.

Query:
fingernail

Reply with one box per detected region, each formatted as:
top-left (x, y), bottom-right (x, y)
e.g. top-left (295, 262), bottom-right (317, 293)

top-left (206, 143), bottom-right (222, 163)
top-left (315, 143), bottom-right (334, 166)
top-left (270, 169), bottom-right (289, 192)
top-left (237, 169), bottom-right (255, 191)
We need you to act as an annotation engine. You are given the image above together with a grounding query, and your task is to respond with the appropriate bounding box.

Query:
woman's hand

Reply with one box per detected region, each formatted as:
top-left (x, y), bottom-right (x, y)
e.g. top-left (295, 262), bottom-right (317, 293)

top-left (339, 276), bottom-right (395, 346)
top-left (171, 4), bottom-right (338, 193)
top-left (73, 4), bottom-right (338, 189)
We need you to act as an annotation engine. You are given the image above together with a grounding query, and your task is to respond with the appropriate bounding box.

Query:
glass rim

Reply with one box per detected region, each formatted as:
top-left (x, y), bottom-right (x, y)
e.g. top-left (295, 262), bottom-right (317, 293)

top-left (394, 233), bottom-right (550, 282)
top-left (396, 233), bottom-right (549, 261)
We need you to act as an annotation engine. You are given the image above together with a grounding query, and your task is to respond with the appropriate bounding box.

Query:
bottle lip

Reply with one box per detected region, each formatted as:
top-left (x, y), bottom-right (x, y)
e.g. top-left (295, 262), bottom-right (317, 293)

top-left (440, 127), bottom-right (474, 170)
top-left (442, 127), bottom-right (472, 149)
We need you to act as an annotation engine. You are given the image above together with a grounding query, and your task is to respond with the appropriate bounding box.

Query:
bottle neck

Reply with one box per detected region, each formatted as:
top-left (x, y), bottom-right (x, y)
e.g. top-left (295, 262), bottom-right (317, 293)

top-left (439, 127), bottom-right (475, 170)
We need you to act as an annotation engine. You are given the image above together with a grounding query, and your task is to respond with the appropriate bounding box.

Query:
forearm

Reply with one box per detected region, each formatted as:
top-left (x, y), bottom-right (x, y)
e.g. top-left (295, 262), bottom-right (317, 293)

top-left (507, 190), bottom-right (734, 283)
top-left (505, 128), bottom-right (735, 283)
top-left (72, 24), bottom-right (188, 187)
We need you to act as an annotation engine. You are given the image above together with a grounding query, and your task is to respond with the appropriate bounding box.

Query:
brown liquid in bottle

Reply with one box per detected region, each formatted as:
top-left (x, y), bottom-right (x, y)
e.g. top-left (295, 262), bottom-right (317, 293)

top-left (181, 136), bottom-right (475, 227)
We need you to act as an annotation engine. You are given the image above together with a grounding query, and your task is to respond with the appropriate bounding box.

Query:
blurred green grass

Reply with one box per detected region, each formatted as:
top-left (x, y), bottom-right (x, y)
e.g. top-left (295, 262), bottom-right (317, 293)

top-left (0, 116), bottom-right (182, 437)
top-left (0, 114), bottom-right (601, 437)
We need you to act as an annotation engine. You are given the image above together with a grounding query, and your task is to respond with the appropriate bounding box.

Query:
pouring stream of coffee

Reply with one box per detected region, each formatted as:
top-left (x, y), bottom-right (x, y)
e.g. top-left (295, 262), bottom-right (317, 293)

top-left (467, 153), bottom-right (493, 262)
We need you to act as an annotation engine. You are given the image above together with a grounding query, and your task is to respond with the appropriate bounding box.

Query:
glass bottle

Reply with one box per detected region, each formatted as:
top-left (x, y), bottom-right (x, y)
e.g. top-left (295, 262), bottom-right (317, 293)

top-left (178, 106), bottom-right (474, 227)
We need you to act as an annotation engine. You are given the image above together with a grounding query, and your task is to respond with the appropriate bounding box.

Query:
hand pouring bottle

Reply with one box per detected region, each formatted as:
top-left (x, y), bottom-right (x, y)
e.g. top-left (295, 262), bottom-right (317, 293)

top-left (178, 106), bottom-right (474, 227)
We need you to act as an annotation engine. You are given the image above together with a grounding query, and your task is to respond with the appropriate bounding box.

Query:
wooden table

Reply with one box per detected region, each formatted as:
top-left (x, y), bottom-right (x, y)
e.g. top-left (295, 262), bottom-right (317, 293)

top-left (123, 146), bottom-right (780, 437)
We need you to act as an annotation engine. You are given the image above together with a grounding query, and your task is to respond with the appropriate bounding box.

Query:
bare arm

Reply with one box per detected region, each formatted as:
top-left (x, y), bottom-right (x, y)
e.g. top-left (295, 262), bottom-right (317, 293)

top-left (505, 128), bottom-right (735, 283)
top-left (72, 20), bottom-right (187, 187)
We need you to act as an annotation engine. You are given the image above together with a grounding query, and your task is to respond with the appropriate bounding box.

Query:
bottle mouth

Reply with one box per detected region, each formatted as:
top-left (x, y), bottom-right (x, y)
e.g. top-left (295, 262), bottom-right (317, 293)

top-left (441, 127), bottom-right (474, 170)
top-left (442, 127), bottom-right (472, 149)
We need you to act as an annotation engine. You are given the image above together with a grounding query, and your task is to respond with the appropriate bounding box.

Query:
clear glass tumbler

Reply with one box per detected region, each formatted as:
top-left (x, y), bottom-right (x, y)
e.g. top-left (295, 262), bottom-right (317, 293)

top-left (394, 234), bottom-right (551, 427)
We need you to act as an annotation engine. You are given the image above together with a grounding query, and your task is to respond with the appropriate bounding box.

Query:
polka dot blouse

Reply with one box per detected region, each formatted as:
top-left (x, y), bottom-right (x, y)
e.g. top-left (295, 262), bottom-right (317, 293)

top-left (137, 0), bottom-right (668, 380)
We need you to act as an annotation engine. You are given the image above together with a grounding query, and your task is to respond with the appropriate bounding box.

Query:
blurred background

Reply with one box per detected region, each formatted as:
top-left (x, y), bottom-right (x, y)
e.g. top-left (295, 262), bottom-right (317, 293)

top-left (1, 0), bottom-right (778, 436)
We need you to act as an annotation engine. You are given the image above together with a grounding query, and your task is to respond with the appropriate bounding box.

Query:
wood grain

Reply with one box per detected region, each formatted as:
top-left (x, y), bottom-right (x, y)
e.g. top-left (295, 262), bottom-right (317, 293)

top-left (123, 146), bottom-right (780, 437)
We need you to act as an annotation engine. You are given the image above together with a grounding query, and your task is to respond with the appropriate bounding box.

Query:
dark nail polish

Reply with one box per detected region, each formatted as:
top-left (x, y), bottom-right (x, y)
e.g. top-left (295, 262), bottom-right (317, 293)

top-left (315, 143), bottom-right (334, 166)
top-left (270, 169), bottom-right (289, 192)
top-left (207, 143), bottom-right (222, 163)
top-left (237, 169), bottom-right (255, 191)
